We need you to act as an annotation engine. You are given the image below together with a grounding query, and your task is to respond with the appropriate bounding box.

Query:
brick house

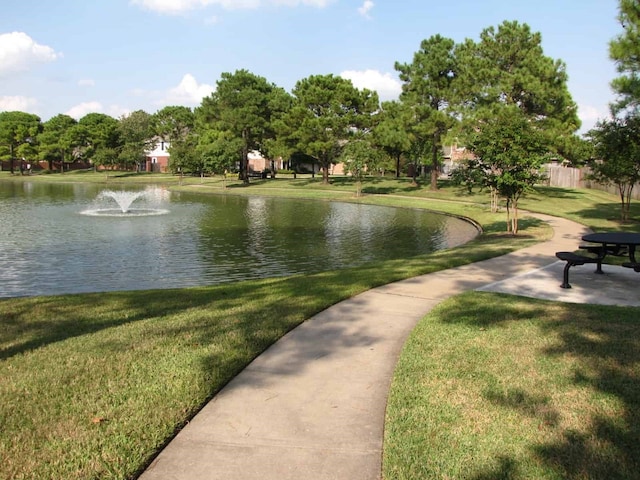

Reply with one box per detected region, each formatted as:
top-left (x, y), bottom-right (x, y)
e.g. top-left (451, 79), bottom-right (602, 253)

top-left (144, 139), bottom-right (170, 173)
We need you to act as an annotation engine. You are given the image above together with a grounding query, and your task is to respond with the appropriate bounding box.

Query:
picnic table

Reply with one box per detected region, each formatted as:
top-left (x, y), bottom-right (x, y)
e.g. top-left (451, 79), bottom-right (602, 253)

top-left (582, 232), bottom-right (640, 270)
top-left (555, 231), bottom-right (640, 288)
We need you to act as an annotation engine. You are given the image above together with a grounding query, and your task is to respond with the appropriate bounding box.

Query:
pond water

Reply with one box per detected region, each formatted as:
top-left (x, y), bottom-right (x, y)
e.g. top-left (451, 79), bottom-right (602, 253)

top-left (0, 181), bottom-right (479, 298)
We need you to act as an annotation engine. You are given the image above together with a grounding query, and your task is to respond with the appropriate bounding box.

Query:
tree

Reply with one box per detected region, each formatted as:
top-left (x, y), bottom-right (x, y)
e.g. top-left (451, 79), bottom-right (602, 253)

top-left (196, 70), bottom-right (290, 184)
top-left (587, 116), bottom-right (640, 222)
top-left (340, 137), bottom-right (381, 197)
top-left (610, 0), bottom-right (640, 114)
top-left (372, 100), bottom-right (412, 178)
top-left (396, 35), bottom-right (459, 190)
top-left (77, 113), bottom-right (121, 168)
top-left (196, 128), bottom-right (241, 182)
top-left (0, 111), bottom-right (42, 174)
top-left (457, 21), bottom-right (580, 154)
top-left (38, 114), bottom-right (78, 171)
top-left (283, 74), bottom-right (379, 184)
top-left (469, 106), bottom-right (547, 234)
top-left (118, 110), bottom-right (153, 171)
top-left (153, 106), bottom-right (194, 144)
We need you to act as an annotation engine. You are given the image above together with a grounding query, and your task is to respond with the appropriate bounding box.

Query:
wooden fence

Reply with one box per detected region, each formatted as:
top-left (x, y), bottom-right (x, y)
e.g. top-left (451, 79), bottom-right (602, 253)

top-left (544, 164), bottom-right (640, 201)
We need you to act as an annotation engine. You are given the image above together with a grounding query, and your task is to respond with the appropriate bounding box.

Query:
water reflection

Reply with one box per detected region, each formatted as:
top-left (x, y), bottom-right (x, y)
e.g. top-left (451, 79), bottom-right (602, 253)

top-left (0, 182), bottom-right (479, 298)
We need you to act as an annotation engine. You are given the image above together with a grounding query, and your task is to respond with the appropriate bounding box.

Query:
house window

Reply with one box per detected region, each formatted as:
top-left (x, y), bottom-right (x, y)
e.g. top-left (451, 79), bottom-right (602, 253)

top-left (152, 157), bottom-right (157, 164)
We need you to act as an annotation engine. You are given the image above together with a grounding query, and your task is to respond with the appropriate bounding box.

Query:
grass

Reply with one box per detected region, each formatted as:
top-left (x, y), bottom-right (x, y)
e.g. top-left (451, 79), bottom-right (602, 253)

top-left (384, 292), bottom-right (640, 480)
top-left (1, 171), bottom-right (640, 479)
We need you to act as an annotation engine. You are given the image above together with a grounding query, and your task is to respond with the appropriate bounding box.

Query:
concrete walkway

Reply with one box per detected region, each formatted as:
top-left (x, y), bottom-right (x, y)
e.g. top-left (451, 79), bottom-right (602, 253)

top-left (140, 214), bottom-right (640, 480)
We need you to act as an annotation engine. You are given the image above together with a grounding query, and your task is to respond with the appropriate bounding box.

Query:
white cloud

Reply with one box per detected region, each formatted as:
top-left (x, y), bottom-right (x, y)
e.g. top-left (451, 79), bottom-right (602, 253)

top-left (78, 78), bottom-right (95, 87)
top-left (65, 101), bottom-right (130, 119)
top-left (578, 104), bottom-right (610, 133)
top-left (158, 73), bottom-right (215, 106)
top-left (340, 69), bottom-right (402, 101)
top-left (0, 32), bottom-right (61, 77)
top-left (65, 101), bottom-right (104, 119)
top-left (0, 95), bottom-right (38, 112)
top-left (130, 0), bottom-right (333, 14)
top-left (357, 0), bottom-right (374, 19)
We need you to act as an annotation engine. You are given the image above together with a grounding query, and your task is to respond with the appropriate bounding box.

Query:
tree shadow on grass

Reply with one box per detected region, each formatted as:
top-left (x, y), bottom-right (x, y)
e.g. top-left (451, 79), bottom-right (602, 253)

top-left (573, 202), bottom-right (640, 230)
top-left (441, 293), bottom-right (640, 479)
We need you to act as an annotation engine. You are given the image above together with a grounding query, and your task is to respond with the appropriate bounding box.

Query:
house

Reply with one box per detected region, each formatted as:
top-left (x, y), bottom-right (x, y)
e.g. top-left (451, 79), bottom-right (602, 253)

top-left (247, 150), bottom-right (286, 173)
top-left (442, 143), bottom-right (476, 176)
top-left (144, 139), bottom-right (170, 173)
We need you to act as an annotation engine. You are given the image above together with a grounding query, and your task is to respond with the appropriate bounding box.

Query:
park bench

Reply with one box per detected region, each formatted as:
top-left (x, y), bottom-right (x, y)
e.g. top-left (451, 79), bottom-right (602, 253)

top-left (622, 261), bottom-right (640, 272)
top-left (555, 251), bottom-right (600, 289)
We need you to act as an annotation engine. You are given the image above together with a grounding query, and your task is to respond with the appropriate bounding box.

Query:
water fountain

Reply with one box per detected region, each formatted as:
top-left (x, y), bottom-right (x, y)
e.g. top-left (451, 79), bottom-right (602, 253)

top-left (100, 190), bottom-right (147, 213)
top-left (81, 189), bottom-right (169, 217)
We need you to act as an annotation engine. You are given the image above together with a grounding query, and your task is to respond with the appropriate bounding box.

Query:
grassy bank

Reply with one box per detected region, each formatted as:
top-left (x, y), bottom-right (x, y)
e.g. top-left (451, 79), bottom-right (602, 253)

top-left (1, 172), bottom-right (639, 479)
top-left (384, 292), bottom-right (640, 479)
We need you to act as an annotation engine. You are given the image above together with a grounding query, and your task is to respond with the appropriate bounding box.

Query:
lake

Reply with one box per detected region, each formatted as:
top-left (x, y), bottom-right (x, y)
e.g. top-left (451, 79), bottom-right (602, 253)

top-left (0, 181), bottom-right (479, 298)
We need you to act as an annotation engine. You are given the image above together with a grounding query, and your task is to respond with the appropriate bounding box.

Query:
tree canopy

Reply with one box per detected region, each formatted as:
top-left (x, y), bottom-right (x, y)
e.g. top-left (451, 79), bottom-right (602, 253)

top-left (280, 74), bottom-right (379, 184)
top-left (196, 69), bottom-right (290, 183)
top-left (396, 34), bottom-right (459, 189)
top-left (610, 0), bottom-right (640, 114)
top-left (469, 106), bottom-right (548, 234)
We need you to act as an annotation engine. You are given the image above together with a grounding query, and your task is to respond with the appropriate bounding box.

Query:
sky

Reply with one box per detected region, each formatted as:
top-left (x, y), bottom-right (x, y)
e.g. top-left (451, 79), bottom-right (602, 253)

top-left (0, 0), bottom-right (623, 134)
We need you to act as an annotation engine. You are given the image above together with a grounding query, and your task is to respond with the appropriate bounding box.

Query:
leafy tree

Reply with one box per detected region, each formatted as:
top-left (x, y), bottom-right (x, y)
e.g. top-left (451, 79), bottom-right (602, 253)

top-left (372, 100), bottom-right (412, 178)
top-left (340, 137), bottom-right (381, 197)
top-left (610, 0), bottom-right (640, 114)
top-left (457, 21), bottom-right (580, 153)
top-left (194, 129), bottom-right (242, 186)
top-left (196, 70), bottom-right (290, 183)
top-left (469, 106), bottom-right (547, 234)
top-left (0, 111), bottom-right (42, 173)
top-left (118, 110), bottom-right (153, 171)
top-left (449, 158), bottom-right (487, 194)
top-left (152, 106), bottom-right (196, 174)
top-left (396, 34), bottom-right (459, 190)
top-left (77, 113), bottom-right (121, 167)
top-left (153, 106), bottom-right (194, 144)
top-left (587, 116), bottom-right (640, 222)
top-left (283, 74), bottom-right (379, 184)
top-left (38, 114), bottom-right (78, 171)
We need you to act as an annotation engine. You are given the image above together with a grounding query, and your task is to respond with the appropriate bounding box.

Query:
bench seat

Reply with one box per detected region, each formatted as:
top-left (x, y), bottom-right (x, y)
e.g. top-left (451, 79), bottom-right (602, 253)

top-left (622, 262), bottom-right (640, 272)
top-left (555, 251), bottom-right (599, 289)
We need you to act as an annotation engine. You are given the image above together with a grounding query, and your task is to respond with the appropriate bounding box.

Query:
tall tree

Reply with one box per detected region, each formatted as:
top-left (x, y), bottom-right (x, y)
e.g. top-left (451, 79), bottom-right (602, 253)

top-left (610, 0), bottom-right (640, 114)
top-left (395, 34), bottom-right (459, 190)
top-left (77, 113), bottom-right (121, 168)
top-left (152, 106), bottom-right (194, 144)
top-left (0, 111), bottom-right (42, 174)
top-left (282, 74), bottom-right (379, 184)
top-left (587, 116), bottom-right (640, 222)
top-left (457, 21), bottom-right (580, 152)
top-left (372, 100), bottom-right (412, 178)
top-left (469, 106), bottom-right (547, 235)
top-left (38, 114), bottom-right (78, 171)
top-left (118, 110), bottom-right (153, 171)
top-left (196, 70), bottom-right (289, 184)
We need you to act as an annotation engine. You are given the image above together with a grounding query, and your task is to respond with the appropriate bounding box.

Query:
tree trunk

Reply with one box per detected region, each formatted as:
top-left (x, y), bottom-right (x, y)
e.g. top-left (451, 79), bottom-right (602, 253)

top-left (430, 138), bottom-right (439, 191)
top-left (240, 128), bottom-right (249, 184)
top-left (395, 153), bottom-right (401, 178)
top-left (9, 144), bottom-right (14, 174)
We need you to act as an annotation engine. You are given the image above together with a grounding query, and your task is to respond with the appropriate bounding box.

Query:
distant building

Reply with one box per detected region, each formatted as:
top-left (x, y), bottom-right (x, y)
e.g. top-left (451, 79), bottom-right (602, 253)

top-left (144, 139), bottom-right (170, 173)
top-left (247, 150), bottom-right (286, 173)
top-left (442, 143), bottom-right (476, 176)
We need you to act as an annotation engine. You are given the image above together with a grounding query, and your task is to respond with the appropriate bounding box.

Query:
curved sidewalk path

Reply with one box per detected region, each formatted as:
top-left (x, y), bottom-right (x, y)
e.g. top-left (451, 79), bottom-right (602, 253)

top-left (140, 214), bottom-right (636, 480)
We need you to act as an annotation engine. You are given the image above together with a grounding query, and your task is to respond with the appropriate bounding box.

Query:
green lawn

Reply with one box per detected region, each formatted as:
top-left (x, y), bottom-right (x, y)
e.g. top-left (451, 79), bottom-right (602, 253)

top-left (384, 292), bottom-right (640, 480)
top-left (1, 172), bottom-right (639, 479)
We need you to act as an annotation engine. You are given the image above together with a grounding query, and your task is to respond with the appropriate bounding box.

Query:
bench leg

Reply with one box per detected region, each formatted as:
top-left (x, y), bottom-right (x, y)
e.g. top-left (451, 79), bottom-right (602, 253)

top-left (561, 262), bottom-right (574, 289)
top-left (595, 259), bottom-right (604, 274)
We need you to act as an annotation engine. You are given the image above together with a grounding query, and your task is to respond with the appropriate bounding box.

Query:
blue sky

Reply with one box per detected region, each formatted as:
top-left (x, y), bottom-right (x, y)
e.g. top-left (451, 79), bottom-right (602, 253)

top-left (0, 0), bottom-right (622, 134)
